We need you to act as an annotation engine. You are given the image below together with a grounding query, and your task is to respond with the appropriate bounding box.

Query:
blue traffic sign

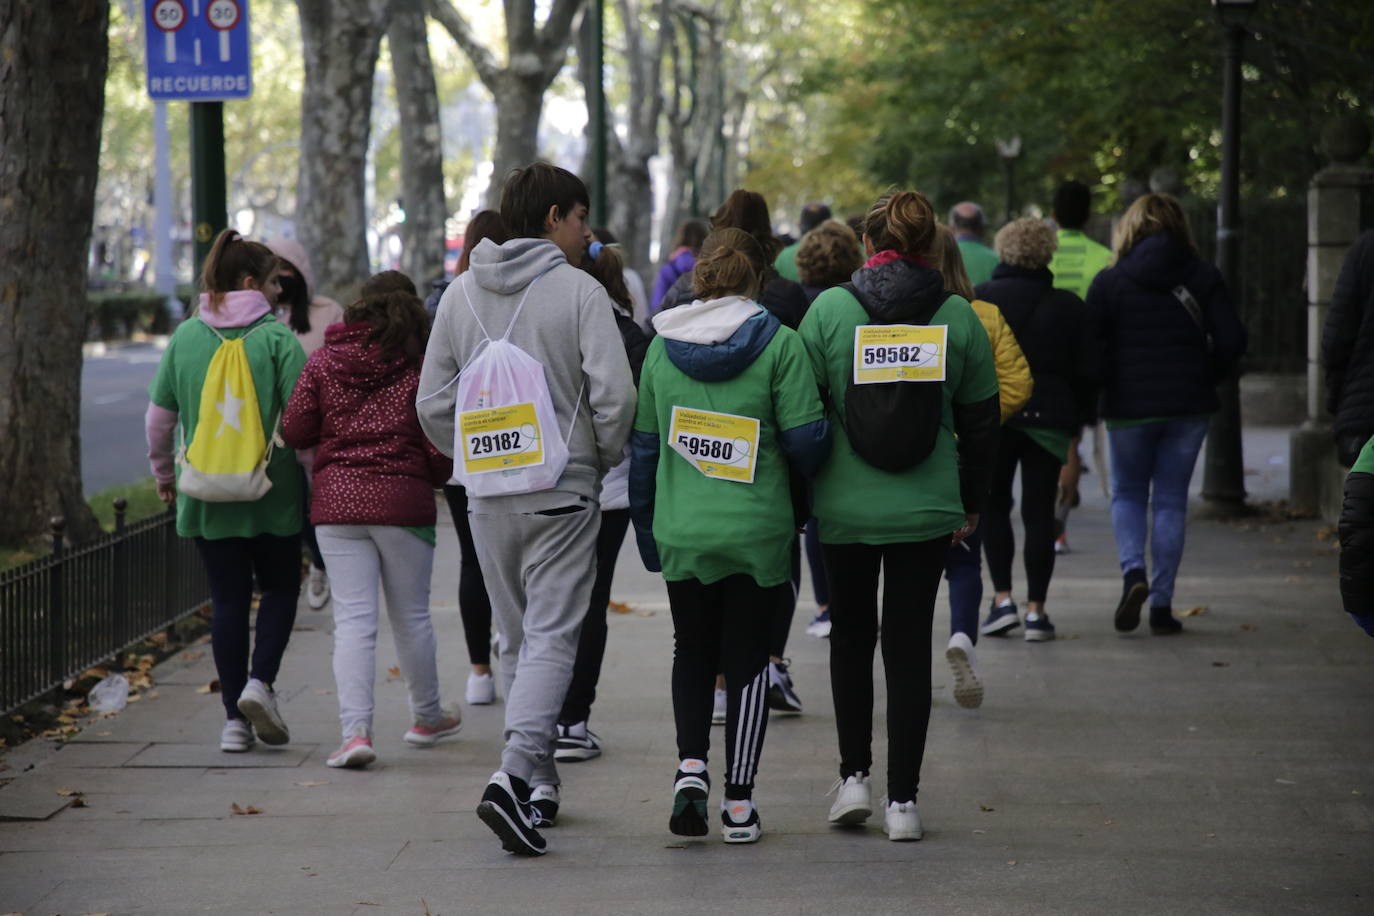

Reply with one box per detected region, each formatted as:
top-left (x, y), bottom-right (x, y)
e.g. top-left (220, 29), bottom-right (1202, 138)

top-left (145, 0), bottom-right (252, 101)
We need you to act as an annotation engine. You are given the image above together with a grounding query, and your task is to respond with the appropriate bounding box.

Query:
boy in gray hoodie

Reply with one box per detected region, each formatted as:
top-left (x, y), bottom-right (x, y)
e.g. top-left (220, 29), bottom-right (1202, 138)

top-left (417, 163), bottom-right (635, 856)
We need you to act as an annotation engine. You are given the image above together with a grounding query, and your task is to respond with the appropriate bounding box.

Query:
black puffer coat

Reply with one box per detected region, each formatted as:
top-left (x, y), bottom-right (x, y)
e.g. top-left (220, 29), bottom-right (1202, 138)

top-left (1322, 232), bottom-right (1374, 457)
top-left (1086, 232), bottom-right (1247, 420)
top-left (976, 264), bottom-right (1098, 432)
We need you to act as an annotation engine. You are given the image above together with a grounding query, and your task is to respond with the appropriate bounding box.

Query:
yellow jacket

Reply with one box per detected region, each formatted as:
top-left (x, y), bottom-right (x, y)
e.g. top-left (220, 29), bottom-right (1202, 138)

top-left (971, 299), bottom-right (1033, 422)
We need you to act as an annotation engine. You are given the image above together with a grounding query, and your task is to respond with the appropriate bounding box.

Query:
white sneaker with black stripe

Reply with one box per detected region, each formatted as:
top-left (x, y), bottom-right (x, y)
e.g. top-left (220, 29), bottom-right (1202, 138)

top-left (553, 721), bottom-right (602, 762)
top-left (766, 659), bottom-right (803, 714)
top-left (476, 771), bottom-right (546, 856)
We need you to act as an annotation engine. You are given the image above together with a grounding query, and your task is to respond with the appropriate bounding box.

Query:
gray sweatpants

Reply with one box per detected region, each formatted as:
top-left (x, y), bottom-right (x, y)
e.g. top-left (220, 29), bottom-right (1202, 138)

top-left (469, 499), bottom-right (600, 787)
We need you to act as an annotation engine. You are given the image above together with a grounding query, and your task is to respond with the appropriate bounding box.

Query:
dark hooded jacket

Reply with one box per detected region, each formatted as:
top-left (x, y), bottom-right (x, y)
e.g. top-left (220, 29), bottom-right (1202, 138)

top-left (283, 322), bottom-right (452, 527)
top-left (1322, 231), bottom-right (1374, 460)
top-left (1087, 232), bottom-right (1247, 419)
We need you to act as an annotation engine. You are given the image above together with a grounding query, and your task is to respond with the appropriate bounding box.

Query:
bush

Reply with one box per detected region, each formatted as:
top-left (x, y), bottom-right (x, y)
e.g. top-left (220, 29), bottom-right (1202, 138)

top-left (87, 285), bottom-right (198, 340)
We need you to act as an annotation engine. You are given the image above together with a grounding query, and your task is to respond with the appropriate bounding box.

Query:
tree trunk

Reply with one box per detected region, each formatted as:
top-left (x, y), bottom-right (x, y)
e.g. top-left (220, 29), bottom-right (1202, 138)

top-left (0, 0), bottom-right (108, 546)
top-left (488, 74), bottom-right (547, 206)
top-left (295, 0), bottom-right (387, 301)
top-left (388, 0), bottom-right (448, 288)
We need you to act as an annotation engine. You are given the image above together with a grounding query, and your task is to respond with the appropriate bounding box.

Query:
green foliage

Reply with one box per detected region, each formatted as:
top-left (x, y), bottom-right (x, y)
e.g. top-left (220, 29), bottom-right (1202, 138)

top-left (88, 478), bottom-right (169, 532)
top-left (87, 286), bottom-right (196, 339)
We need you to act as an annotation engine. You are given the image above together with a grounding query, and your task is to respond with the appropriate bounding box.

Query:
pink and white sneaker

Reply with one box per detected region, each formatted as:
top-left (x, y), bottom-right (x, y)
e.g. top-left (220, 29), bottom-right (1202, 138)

top-left (404, 713), bottom-right (463, 747)
top-left (326, 734), bottom-right (376, 769)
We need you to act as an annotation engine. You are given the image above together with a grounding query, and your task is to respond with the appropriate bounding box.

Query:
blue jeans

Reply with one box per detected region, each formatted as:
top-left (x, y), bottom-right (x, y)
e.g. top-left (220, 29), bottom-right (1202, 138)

top-left (944, 526), bottom-right (983, 642)
top-left (1107, 417), bottom-right (1210, 608)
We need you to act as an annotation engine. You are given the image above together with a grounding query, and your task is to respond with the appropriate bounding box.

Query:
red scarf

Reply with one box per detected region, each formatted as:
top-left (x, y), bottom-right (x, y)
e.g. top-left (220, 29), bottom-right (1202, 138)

top-left (864, 249), bottom-right (930, 269)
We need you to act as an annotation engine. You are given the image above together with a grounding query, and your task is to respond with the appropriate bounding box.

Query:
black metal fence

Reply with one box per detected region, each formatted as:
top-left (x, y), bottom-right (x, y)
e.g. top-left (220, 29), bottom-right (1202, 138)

top-left (0, 503), bottom-right (210, 717)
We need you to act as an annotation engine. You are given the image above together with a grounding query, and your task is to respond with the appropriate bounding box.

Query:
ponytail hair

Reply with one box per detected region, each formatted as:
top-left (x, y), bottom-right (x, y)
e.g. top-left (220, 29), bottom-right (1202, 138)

top-left (862, 190), bottom-right (937, 260)
top-left (200, 228), bottom-right (278, 309)
top-left (344, 270), bottom-right (429, 361)
top-left (692, 227), bottom-right (767, 300)
top-left (582, 242), bottom-right (634, 315)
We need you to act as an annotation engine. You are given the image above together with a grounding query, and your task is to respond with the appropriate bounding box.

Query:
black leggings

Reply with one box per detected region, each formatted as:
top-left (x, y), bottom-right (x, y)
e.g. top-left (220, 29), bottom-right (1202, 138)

top-left (983, 426), bottom-right (1063, 604)
top-left (442, 484), bottom-right (494, 667)
top-left (559, 508), bottom-right (631, 725)
top-left (668, 574), bottom-right (785, 799)
top-left (823, 538), bottom-right (947, 803)
top-left (195, 533), bottom-right (302, 719)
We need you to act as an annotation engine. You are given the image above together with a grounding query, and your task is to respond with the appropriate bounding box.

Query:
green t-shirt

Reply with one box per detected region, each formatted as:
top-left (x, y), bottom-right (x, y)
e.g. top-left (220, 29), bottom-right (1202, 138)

top-left (149, 315), bottom-right (306, 540)
top-left (1020, 425), bottom-right (1072, 465)
top-left (1353, 435), bottom-right (1374, 475)
top-left (958, 238), bottom-right (999, 286)
top-left (1048, 229), bottom-right (1113, 301)
top-left (774, 241), bottom-right (801, 283)
top-left (634, 325), bottom-right (824, 587)
top-left (798, 287), bottom-right (999, 544)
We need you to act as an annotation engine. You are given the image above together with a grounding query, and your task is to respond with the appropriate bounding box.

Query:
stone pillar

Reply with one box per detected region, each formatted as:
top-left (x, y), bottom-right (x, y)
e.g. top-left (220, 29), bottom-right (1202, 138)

top-left (1290, 116), bottom-right (1374, 518)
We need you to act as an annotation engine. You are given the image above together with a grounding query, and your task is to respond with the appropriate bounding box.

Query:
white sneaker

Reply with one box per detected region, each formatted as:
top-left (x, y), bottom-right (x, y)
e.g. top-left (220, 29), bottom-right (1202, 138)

top-left (529, 783), bottom-right (560, 827)
top-left (711, 688), bottom-right (727, 725)
top-left (236, 678), bottom-right (289, 745)
top-left (306, 566), bottom-right (330, 609)
top-left (465, 672), bottom-right (496, 705)
top-left (219, 718), bottom-right (254, 753)
top-left (945, 632), bottom-right (984, 709)
top-left (883, 799), bottom-right (922, 841)
top-left (827, 773), bottom-right (872, 825)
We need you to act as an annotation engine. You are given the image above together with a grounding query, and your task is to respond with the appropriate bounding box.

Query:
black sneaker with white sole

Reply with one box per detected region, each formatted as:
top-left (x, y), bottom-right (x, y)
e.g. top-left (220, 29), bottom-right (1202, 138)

top-left (476, 771), bottom-right (546, 856)
top-left (767, 659), bottom-right (803, 714)
top-left (669, 766), bottom-right (710, 836)
top-left (980, 601), bottom-right (1020, 637)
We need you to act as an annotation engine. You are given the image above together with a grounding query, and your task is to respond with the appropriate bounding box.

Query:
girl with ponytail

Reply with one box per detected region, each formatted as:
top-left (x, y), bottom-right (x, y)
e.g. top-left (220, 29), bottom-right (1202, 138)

top-left (282, 270), bottom-right (461, 769)
top-left (630, 227), bottom-right (831, 844)
top-left (797, 189), bottom-right (1002, 840)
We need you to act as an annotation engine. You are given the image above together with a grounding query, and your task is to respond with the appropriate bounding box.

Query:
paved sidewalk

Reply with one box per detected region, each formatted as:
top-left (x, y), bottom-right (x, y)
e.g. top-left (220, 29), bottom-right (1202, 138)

top-left (2, 436), bottom-right (1372, 914)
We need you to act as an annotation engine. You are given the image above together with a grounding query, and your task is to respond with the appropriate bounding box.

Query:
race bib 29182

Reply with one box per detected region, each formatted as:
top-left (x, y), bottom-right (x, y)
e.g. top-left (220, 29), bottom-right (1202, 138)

top-left (667, 405), bottom-right (759, 483)
top-left (459, 402), bottom-right (544, 474)
top-left (852, 324), bottom-right (947, 384)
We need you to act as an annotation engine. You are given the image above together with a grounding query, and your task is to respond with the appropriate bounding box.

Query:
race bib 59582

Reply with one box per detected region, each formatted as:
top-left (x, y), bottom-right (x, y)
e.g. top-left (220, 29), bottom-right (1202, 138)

top-left (853, 324), bottom-right (947, 384)
top-left (667, 406), bottom-right (759, 483)
top-left (459, 402), bottom-right (544, 474)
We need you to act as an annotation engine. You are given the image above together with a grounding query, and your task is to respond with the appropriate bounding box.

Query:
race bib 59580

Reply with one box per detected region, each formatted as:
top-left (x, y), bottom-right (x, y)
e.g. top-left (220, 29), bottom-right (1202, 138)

top-left (853, 324), bottom-right (947, 384)
top-left (459, 402), bottom-right (544, 474)
top-left (667, 406), bottom-right (759, 483)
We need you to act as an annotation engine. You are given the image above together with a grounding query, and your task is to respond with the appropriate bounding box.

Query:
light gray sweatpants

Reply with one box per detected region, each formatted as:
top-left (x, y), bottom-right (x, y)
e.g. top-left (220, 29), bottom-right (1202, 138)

top-left (468, 499), bottom-right (600, 787)
top-left (316, 524), bottom-right (443, 738)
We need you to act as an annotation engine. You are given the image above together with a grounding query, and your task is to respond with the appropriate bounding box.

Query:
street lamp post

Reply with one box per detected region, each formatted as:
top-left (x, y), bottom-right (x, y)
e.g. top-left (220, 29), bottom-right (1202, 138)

top-left (995, 136), bottom-right (1022, 225)
top-left (1200, 0), bottom-right (1258, 512)
top-left (588, 0), bottom-right (608, 228)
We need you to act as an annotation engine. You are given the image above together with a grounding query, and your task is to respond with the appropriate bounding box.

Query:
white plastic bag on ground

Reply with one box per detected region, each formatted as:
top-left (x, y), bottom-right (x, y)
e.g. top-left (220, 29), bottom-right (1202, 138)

top-left (87, 673), bottom-right (129, 712)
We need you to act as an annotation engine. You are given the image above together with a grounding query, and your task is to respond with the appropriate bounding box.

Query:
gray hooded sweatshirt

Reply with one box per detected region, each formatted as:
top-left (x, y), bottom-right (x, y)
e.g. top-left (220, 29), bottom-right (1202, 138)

top-left (416, 237), bottom-right (636, 510)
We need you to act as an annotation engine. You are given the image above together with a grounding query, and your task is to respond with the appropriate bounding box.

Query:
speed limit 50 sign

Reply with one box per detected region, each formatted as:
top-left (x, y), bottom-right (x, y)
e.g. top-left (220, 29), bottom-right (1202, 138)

top-left (144, 0), bottom-right (252, 100)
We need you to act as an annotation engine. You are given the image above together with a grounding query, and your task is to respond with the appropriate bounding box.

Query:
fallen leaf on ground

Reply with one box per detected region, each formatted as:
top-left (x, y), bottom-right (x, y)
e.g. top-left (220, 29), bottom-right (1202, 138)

top-left (1353, 790), bottom-right (1363, 797)
top-left (608, 600), bottom-right (634, 614)
top-left (1103, 819), bottom-right (1115, 826)
top-left (1007, 860), bottom-right (1018, 866)
top-left (195, 680), bottom-right (222, 695)
top-left (56, 787), bottom-right (82, 796)
top-left (978, 804), bottom-right (995, 812)
top-left (387, 666), bottom-right (401, 679)
top-left (634, 608), bottom-right (656, 617)
top-left (96, 730), bottom-right (112, 737)
top-left (230, 803), bottom-right (262, 815)
top-left (1179, 606), bottom-right (1208, 617)
top-left (82, 667), bottom-right (109, 680)
top-left (972, 829), bottom-right (986, 835)
top-left (1205, 833), bottom-right (1217, 839)
top-left (182, 650), bottom-right (205, 661)
top-left (126, 692), bottom-right (142, 703)
top-left (664, 843), bottom-right (688, 849)
top-left (69, 795), bottom-right (88, 808)
top-left (295, 780), bottom-right (330, 787)
top-left (1212, 661), bottom-right (1230, 668)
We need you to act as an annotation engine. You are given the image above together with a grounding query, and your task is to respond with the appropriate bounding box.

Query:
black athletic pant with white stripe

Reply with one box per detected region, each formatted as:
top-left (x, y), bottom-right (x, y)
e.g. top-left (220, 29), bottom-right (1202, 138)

top-left (823, 537), bottom-right (947, 803)
top-left (668, 574), bottom-right (785, 800)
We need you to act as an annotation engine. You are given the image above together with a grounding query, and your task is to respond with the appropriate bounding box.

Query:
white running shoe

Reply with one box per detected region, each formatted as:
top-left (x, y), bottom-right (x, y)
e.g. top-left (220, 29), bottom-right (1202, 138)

top-left (711, 688), bottom-right (727, 725)
top-left (306, 566), bottom-right (330, 609)
top-left (945, 632), bottom-right (984, 709)
top-left (236, 678), bottom-right (289, 745)
top-left (883, 799), bottom-right (922, 841)
top-left (720, 798), bottom-right (762, 844)
top-left (827, 773), bottom-right (872, 825)
top-left (465, 672), bottom-right (496, 705)
top-left (805, 609), bottom-right (832, 638)
top-left (219, 718), bottom-right (254, 753)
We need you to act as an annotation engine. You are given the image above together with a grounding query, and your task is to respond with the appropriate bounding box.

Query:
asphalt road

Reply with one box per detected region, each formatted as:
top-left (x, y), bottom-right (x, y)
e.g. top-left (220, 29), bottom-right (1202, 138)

top-left (80, 342), bottom-right (164, 496)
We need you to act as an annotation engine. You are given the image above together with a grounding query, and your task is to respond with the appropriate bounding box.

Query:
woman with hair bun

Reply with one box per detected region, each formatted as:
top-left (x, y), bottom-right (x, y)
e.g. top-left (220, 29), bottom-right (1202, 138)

top-left (798, 190), bottom-right (1001, 841)
top-left (630, 227), bottom-right (830, 845)
top-left (974, 217), bottom-right (1099, 644)
top-left (282, 270), bottom-right (461, 769)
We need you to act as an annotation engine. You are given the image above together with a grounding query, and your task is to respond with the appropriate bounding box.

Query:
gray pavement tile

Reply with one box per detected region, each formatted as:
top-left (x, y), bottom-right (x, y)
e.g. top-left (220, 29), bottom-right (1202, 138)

top-left (0, 783), bottom-right (73, 822)
top-left (123, 742), bottom-right (318, 768)
top-left (44, 740), bottom-right (148, 767)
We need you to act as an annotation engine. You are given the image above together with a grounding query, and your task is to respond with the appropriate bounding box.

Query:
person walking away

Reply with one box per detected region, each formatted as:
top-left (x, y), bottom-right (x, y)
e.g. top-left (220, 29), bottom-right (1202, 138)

top-left (794, 219), bottom-right (866, 640)
top-left (592, 226), bottom-right (651, 330)
top-left (145, 229), bottom-right (305, 753)
top-left (267, 239), bottom-right (345, 611)
top-left (282, 271), bottom-right (460, 769)
top-left (652, 218), bottom-right (709, 313)
top-left (932, 225), bottom-right (1032, 705)
top-left (431, 211), bottom-right (510, 707)
top-left (1087, 193), bottom-right (1247, 634)
top-left (949, 201), bottom-right (999, 286)
top-left (630, 227), bottom-right (830, 844)
top-left (1046, 181), bottom-right (1114, 554)
top-left (775, 202), bottom-right (832, 283)
top-left (798, 191), bottom-right (1000, 840)
top-left (975, 218), bottom-right (1098, 643)
top-left (417, 163), bottom-right (635, 857)
top-left (553, 237), bottom-right (651, 764)
top-left (1338, 433), bottom-right (1374, 637)
top-left (1322, 231), bottom-right (1374, 467)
